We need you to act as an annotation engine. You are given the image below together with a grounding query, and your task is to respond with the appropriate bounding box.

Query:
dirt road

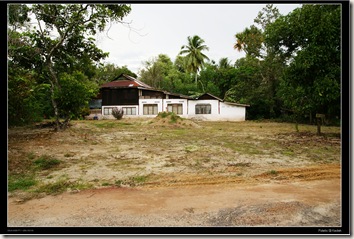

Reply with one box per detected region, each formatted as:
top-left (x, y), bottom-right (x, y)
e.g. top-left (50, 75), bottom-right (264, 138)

top-left (8, 171), bottom-right (341, 227)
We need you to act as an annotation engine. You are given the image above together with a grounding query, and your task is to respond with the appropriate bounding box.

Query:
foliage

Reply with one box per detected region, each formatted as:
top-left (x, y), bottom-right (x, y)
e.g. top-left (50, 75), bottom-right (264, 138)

top-left (265, 4), bottom-right (341, 122)
top-left (8, 4), bottom-right (131, 130)
top-left (94, 63), bottom-right (137, 85)
top-left (139, 54), bottom-right (172, 89)
top-left (8, 174), bottom-right (37, 192)
top-left (54, 71), bottom-right (98, 125)
top-left (112, 107), bottom-right (124, 120)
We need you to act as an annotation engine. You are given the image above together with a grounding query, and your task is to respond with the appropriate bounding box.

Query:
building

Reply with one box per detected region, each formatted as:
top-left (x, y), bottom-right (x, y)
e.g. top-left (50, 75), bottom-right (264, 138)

top-left (89, 74), bottom-right (249, 121)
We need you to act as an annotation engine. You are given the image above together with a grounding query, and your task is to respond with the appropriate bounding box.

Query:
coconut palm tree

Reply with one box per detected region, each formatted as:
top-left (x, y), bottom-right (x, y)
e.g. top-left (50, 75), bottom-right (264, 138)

top-left (218, 57), bottom-right (232, 69)
top-left (179, 35), bottom-right (209, 85)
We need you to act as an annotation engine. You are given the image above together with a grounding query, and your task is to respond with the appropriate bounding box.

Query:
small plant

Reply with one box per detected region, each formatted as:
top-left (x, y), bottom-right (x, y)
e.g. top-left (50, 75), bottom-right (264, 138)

top-left (268, 170), bottom-right (278, 175)
top-left (8, 175), bottom-right (37, 192)
top-left (33, 155), bottom-right (61, 170)
top-left (112, 107), bottom-right (124, 120)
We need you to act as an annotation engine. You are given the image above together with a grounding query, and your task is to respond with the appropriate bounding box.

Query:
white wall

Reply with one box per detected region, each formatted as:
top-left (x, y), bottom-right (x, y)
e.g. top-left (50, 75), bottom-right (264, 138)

top-left (219, 102), bottom-right (246, 121)
top-left (138, 99), bottom-right (163, 117)
top-left (163, 99), bottom-right (188, 116)
top-left (101, 105), bottom-right (139, 119)
top-left (187, 100), bottom-right (218, 121)
top-left (100, 99), bottom-right (247, 121)
top-left (186, 100), bottom-right (246, 121)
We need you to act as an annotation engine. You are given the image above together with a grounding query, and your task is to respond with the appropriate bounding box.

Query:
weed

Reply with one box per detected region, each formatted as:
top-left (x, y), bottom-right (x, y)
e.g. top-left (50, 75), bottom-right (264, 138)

top-left (8, 174), bottom-right (36, 192)
top-left (115, 180), bottom-right (123, 187)
top-left (35, 178), bottom-right (92, 195)
top-left (268, 170), bottom-right (278, 175)
top-left (35, 178), bottom-right (70, 195)
top-left (33, 155), bottom-right (61, 170)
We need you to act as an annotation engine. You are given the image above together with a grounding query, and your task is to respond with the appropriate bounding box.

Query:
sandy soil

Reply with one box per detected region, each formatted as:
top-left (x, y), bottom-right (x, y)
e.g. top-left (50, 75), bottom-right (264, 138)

top-left (7, 119), bottom-right (342, 228)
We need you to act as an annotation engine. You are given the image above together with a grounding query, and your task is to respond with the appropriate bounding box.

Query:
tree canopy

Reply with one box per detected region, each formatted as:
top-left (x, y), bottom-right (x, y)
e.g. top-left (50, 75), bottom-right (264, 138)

top-left (8, 4), bottom-right (132, 129)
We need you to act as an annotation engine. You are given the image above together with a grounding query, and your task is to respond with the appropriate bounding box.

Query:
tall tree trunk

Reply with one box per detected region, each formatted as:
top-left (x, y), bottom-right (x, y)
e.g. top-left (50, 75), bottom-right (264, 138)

top-left (47, 60), bottom-right (61, 131)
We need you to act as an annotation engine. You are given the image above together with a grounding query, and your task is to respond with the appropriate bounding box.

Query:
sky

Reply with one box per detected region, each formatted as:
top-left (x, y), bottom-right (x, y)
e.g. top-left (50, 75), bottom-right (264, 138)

top-left (95, 3), bottom-right (302, 76)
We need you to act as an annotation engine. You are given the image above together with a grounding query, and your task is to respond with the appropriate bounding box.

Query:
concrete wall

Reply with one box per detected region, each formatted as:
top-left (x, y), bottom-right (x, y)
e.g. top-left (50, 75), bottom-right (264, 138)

top-left (100, 99), bottom-right (247, 121)
top-left (163, 99), bottom-right (188, 116)
top-left (219, 102), bottom-right (246, 121)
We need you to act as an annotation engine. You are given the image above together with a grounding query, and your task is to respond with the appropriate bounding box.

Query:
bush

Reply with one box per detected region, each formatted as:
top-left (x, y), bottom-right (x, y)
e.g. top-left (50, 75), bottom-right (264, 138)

top-left (112, 107), bottom-right (124, 120)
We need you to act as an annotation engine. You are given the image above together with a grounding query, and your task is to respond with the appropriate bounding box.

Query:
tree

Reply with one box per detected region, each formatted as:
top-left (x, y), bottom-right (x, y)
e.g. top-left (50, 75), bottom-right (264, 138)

top-left (94, 63), bottom-right (137, 86)
top-left (179, 35), bottom-right (209, 85)
top-left (234, 25), bottom-right (263, 58)
top-left (233, 4), bottom-right (284, 118)
top-left (138, 54), bottom-right (173, 89)
top-left (10, 4), bottom-right (131, 130)
top-left (265, 4), bottom-right (341, 123)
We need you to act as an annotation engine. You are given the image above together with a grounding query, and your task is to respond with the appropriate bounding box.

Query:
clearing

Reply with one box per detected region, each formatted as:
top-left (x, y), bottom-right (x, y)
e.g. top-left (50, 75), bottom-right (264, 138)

top-left (7, 116), bottom-right (341, 227)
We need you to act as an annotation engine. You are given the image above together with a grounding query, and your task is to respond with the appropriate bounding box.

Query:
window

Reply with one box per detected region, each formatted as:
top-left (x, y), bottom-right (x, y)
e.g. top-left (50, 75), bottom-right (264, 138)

top-left (143, 104), bottom-right (158, 115)
top-left (123, 107), bottom-right (136, 115)
top-left (167, 104), bottom-right (183, 115)
top-left (195, 104), bottom-right (211, 114)
top-left (103, 107), bottom-right (113, 115)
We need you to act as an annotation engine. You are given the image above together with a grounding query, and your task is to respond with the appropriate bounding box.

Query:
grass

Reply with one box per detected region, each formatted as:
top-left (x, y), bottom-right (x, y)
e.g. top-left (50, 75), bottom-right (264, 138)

top-left (114, 175), bottom-right (150, 187)
top-left (8, 174), bottom-right (37, 192)
top-left (33, 155), bottom-right (61, 170)
top-left (268, 170), bottom-right (279, 176)
top-left (8, 119), bottom-right (341, 199)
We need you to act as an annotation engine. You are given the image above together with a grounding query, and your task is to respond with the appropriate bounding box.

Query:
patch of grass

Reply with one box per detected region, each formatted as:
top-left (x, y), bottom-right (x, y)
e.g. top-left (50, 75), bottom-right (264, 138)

top-left (156, 112), bottom-right (182, 123)
top-left (8, 174), bottom-right (37, 192)
top-left (268, 170), bottom-right (278, 176)
top-left (131, 175), bottom-right (148, 184)
top-left (158, 112), bottom-right (169, 118)
top-left (33, 155), bottom-right (61, 170)
top-left (35, 178), bottom-right (92, 195)
top-left (282, 150), bottom-right (295, 156)
top-left (185, 145), bottom-right (199, 153)
top-left (94, 121), bottom-right (132, 128)
top-left (115, 180), bottom-right (124, 187)
top-left (35, 178), bottom-right (70, 195)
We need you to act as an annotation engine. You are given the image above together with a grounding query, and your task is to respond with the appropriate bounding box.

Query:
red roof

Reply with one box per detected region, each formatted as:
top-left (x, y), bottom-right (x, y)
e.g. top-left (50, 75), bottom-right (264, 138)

top-left (100, 74), bottom-right (152, 89)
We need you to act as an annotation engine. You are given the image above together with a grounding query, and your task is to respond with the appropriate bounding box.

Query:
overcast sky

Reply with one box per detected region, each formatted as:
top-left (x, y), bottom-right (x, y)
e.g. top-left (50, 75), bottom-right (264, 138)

top-left (95, 4), bottom-right (302, 76)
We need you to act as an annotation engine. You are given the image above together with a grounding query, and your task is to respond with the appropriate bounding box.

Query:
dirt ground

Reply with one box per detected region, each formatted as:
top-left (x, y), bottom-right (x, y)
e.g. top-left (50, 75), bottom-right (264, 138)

top-left (7, 118), bottom-right (342, 228)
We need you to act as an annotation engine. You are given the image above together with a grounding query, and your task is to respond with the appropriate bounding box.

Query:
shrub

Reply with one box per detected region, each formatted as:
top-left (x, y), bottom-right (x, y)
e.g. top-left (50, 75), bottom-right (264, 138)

top-left (112, 107), bottom-right (124, 120)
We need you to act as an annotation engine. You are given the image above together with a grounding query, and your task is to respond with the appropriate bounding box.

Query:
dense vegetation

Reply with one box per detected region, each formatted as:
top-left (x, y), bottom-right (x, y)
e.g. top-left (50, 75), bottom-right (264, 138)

top-left (8, 4), bottom-right (342, 129)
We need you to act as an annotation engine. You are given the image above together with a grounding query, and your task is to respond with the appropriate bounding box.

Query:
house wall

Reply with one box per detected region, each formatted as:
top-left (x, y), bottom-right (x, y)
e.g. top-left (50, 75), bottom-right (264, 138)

top-left (219, 102), bottom-right (246, 121)
top-left (187, 99), bottom-right (219, 117)
top-left (100, 92), bottom-right (247, 121)
top-left (163, 99), bottom-right (188, 116)
top-left (187, 100), bottom-right (246, 121)
top-left (101, 105), bottom-right (139, 119)
top-left (138, 99), bottom-right (163, 117)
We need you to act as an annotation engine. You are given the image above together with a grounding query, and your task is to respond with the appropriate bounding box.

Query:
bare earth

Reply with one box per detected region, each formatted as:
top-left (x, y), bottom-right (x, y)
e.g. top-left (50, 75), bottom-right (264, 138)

top-left (7, 118), bottom-right (341, 227)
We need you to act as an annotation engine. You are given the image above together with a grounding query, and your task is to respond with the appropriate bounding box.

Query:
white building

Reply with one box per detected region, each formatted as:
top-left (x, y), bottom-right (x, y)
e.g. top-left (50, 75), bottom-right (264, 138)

top-left (89, 74), bottom-right (249, 121)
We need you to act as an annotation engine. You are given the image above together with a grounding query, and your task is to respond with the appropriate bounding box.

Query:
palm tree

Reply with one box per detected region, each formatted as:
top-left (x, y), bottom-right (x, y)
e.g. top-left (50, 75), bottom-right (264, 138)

top-left (218, 57), bottom-right (232, 69)
top-left (179, 35), bottom-right (209, 85)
